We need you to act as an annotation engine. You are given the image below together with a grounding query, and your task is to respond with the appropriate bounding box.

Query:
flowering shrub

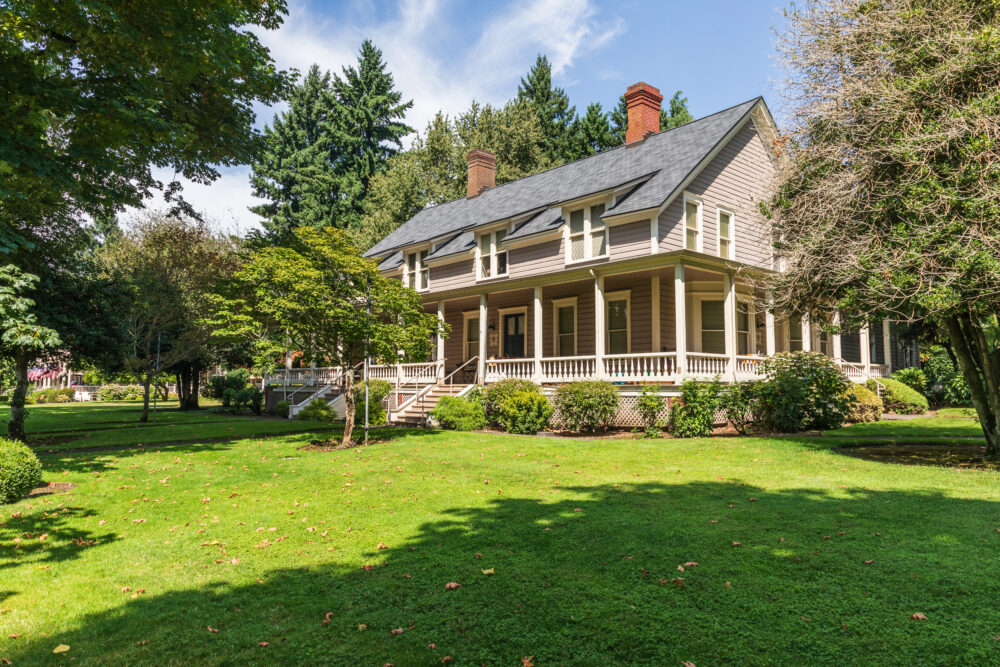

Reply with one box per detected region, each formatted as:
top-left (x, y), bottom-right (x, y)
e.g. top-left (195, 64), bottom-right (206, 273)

top-left (96, 384), bottom-right (145, 401)
top-left (552, 381), bottom-right (619, 433)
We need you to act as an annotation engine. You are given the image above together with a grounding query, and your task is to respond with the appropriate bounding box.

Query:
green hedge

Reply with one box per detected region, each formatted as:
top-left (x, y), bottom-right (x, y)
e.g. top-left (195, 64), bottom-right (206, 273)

top-left (29, 388), bottom-right (76, 404)
top-left (667, 378), bottom-right (722, 438)
top-left (498, 392), bottom-right (552, 435)
top-left (431, 396), bottom-right (486, 431)
top-left (868, 377), bottom-right (928, 415)
top-left (353, 379), bottom-right (393, 426)
top-left (0, 438), bottom-right (42, 503)
top-left (481, 379), bottom-right (540, 427)
top-left (552, 381), bottom-right (619, 433)
top-left (844, 384), bottom-right (883, 423)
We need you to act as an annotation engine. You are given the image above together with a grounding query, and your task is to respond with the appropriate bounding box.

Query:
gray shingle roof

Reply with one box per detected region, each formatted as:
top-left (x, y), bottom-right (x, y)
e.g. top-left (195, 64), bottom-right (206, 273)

top-left (365, 97), bottom-right (762, 259)
top-left (426, 231), bottom-right (475, 260)
top-left (504, 208), bottom-right (564, 242)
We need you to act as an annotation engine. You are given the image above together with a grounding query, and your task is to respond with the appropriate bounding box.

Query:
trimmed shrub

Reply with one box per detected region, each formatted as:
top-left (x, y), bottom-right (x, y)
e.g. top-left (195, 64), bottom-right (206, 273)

top-left (0, 438), bottom-right (43, 503)
top-left (431, 396), bottom-right (486, 431)
top-left (206, 368), bottom-right (252, 400)
top-left (720, 382), bottom-right (760, 435)
top-left (481, 379), bottom-right (540, 427)
top-left (868, 377), bottom-right (928, 415)
top-left (636, 384), bottom-right (666, 438)
top-left (552, 380), bottom-right (620, 433)
top-left (922, 345), bottom-right (970, 406)
top-left (667, 378), bottom-right (722, 438)
top-left (844, 384), bottom-right (883, 423)
top-left (30, 388), bottom-right (76, 404)
top-left (222, 388), bottom-right (237, 410)
top-left (498, 392), bottom-right (553, 435)
top-left (298, 398), bottom-right (335, 422)
top-left (275, 400), bottom-right (291, 419)
top-left (96, 384), bottom-right (145, 401)
top-left (757, 352), bottom-right (852, 432)
top-left (891, 367), bottom-right (927, 396)
top-left (247, 388), bottom-right (264, 415)
top-left (353, 379), bottom-right (393, 426)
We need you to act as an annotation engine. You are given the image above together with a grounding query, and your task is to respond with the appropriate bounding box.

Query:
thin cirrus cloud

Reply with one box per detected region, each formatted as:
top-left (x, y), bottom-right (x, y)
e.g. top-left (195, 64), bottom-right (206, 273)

top-left (133, 0), bottom-right (626, 232)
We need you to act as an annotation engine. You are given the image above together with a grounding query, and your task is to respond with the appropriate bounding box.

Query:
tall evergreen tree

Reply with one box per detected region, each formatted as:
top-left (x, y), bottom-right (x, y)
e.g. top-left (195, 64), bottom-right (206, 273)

top-left (331, 40), bottom-right (414, 230)
top-left (610, 90), bottom-right (693, 143)
top-left (516, 55), bottom-right (578, 164)
top-left (250, 65), bottom-right (342, 245)
top-left (577, 103), bottom-right (616, 156)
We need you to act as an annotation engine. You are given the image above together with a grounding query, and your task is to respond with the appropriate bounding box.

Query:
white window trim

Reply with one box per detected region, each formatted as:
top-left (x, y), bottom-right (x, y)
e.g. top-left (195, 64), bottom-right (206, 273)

top-left (565, 199), bottom-right (610, 265)
top-left (683, 193), bottom-right (703, 253)
top-left (551, 296), bottom-right (578, 357)
top-left (404, 247), bottom-right (430, 292)
top-left (690, 293), bottom-right (723, 354)
top-left (605, 289), bottom-right (631, 355)
top-left (476, 227), bottom-right (510, 281)
top-left (735, 295), bottom-right (755, 355)
top-left (497, 306), bottom-right (528, 358)
top-left (717, 206), bottom-right (736, 260)
top-left (462, 310), bottom-right (480, 361)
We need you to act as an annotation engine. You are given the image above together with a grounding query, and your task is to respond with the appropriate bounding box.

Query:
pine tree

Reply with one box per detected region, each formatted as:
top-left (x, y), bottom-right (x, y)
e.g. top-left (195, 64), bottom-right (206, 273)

top-left (577, 103), bottom-right (616, 156)
top-left (516, 55), bottom-right (578, 164)
top-left (609, 90), bottom-right (693, 143)
top-left (331, 40), bottom-right (414, 230)
top-left (249, 65), bottom-right (343, 245)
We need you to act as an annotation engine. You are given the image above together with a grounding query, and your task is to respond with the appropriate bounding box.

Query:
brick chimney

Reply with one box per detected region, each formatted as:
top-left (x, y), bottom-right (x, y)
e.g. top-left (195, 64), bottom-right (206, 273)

top-left (624, 82), bottom-right (663, 144)
top-left (466, 149), bottom-right (496, 198)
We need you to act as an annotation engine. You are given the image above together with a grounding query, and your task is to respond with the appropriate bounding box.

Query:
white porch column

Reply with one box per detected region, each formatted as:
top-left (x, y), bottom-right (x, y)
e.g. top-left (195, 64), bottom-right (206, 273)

top-left (651, 275), bottom-right (661, 352)
top-left (478, 294), bottom-right (487, 383)
top-left (860, 324), bottom-right (871, 374)
top-left (533, 286), bottom-right (543, 382)
top-left (674, 264), bottom-right (687, 376)
top-left (436, 301), bottom-right (446, 379)
top-left (882, 319), bottom-right (892, 372)
top-left (800, 314), bottom-right (812, 352)
top-left (832, 311), bottom-right (843, 360)
top-left (765, 311), bottom-right (776, 356)
top-left (594, 274), bottom-right (606, 378)
top-left (723, 273), bottom-right (737, 379)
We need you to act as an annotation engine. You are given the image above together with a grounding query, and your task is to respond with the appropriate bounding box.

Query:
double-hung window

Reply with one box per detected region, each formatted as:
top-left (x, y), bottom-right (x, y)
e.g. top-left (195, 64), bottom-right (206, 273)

top-left (789, 315), bottom-right (803, 352)
top-left (718, 208), bottom-right (734, 259)
top-left (405, 249), bottom-right (429, 291)
top-left (552, 297), bottom-right (577, 356)
top-left (736, 301), bottom-right (752, 355)
top-left (478, 228), bottom-right (508, 279)
top-left (606, 291), bottom-right (631, 354)
top-left (685, 196), bottom-right (702, 251)
top-left (567, 202), bottom-right (608, 262)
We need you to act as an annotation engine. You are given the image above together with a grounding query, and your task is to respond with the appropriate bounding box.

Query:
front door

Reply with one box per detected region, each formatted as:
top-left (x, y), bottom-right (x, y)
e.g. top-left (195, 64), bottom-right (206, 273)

top-left (502, 313), bottom-right (525, 358)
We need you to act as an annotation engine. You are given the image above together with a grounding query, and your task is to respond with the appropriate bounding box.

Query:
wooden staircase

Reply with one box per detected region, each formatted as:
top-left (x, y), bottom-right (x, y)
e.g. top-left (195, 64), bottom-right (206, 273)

top-left (391, 383), bottom-right (473, 425)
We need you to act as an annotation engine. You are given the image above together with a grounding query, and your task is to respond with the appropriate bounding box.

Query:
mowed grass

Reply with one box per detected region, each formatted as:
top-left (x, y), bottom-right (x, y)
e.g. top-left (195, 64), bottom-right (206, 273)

top-left (16, 401), bottom-right (335, 453)
top-left (2, 407), bottom-right (1000, 665)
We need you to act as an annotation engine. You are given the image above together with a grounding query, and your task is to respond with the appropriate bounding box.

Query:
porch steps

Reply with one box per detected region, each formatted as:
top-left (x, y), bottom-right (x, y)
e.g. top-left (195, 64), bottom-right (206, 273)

top-left (288, 384), bottom-right (345, 418)
top-left (391, 384), bottom-right (472, 426)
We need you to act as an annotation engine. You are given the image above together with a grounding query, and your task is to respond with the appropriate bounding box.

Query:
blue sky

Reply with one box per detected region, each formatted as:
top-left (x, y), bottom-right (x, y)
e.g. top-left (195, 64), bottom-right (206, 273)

top-left (152, 0), bottom-right (788, 232)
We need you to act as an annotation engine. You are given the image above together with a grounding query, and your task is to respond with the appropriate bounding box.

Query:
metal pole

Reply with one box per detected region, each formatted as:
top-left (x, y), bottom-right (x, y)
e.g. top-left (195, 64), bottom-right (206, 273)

top-left (152, 331), bottom-right (161, 420)
top-left (364, 276), bottom-right (370, 446)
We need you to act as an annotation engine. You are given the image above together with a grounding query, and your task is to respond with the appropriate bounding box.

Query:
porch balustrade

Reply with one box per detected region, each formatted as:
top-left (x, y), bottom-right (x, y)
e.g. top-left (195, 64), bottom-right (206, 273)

top-left (604, 353), bottom-right (679, 382)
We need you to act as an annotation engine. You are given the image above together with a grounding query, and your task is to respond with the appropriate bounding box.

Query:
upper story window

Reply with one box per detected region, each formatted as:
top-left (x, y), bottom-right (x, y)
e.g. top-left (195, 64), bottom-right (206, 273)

top-left (718, 208), bottom-right (734, 260)
top-left (684, 196), bottom-right (702, 252)
top-left (567, 202), bottom-right (608, 262)
top-left (478, 228), bottom-right (508, 280)
top-left (405, 249), bottom-right (429, 291)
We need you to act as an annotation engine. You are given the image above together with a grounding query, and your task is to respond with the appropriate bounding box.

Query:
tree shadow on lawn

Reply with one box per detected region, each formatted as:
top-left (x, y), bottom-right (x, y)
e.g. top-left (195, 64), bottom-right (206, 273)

top-left (0, 504), bottom-right (112, 573)
top-left (7, 481), bottom-right (1000, 665)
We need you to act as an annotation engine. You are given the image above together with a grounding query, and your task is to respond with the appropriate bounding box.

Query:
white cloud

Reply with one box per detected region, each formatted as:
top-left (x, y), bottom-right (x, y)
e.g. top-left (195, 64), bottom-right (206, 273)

top-left (135, 0), bottom-right (624, 232)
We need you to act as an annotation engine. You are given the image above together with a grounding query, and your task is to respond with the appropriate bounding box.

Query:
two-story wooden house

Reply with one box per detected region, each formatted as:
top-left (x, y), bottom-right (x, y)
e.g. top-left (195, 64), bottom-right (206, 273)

top-left (268, 83), bottom-right (918, 423)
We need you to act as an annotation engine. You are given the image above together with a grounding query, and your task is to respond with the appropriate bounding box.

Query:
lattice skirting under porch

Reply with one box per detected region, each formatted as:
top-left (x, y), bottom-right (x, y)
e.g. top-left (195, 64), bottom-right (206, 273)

top-left (542, 386), bottom-right (728, 429)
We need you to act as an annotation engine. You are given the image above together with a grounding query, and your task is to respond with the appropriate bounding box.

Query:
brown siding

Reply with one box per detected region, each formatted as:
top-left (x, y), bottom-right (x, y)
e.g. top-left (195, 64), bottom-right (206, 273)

top-left (609, 220), bottom-right (649, 261)
top-left (430, 259), bottom-right (474, 292)
top-left (484, 289), bottom-right (534, 359)
top-left (441, 296), bottom-right (479, 373)
top-left (508, 238), bottom-right (564, 279)
top-left (659, 121), bottom-right (775, 268)
top-left (542, 280), bottom-right (595, 357)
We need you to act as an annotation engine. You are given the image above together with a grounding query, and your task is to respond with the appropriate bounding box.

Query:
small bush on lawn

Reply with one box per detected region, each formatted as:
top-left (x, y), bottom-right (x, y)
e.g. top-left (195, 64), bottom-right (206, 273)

top-left (891, 367), bottom-right (927, 396)
top-left (431, 396), bottom-right (486, 431)
top-left (921, 344), bottom-right (970, 406)
top-left (757, 352), bottom-right (852, 432)
top-left (481, 379), bottom-right (540, 427)
top-left (552, 380), bottom-right (620, 433)
top-left (0, 438), bottom-right (43, 504)
top-left (222, 388), bottom-right (237, 410)
top-left (499, 392), bottom-right (553, 435)
top-left (206, 368), bottom-right (252, 399)
top-left (667, 378), bottom-right (722, 438)
top-left (298, 398), bottom-right (335, 422)
top-left (96, 384), bottom-right (145, 401)
top-left (353, 379), bottom-right (393, 426)
top-left (275, 400), bottom-right (291, 419)
top-left (636, 384), bottom-right (666, 438)
top-left (29, 388), bottom-right (76, 404)
top-left (844, 384), bottom-right (883, 423)
top-left (868, 377), bottom-right (928, 415)
top-left (720, 382), bottom-right (760, 435)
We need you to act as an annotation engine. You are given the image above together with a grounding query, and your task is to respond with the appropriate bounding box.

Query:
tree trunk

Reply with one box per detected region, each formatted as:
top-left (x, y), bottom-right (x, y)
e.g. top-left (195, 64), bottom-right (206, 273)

top-left (186, 363), bottom-right (201, 410)
top-left (175, 371), bottom-right (185, 406)
top-left (944, 314), bottom-right (1000, 457)
top-left (179, 365), bottom-right (192, 410)
top-left (140, 359), bottom-right (152, 422)
top-left (8, 349), bottom-right (30, 442)
top-left (341, 370), bottom-right (355, 447)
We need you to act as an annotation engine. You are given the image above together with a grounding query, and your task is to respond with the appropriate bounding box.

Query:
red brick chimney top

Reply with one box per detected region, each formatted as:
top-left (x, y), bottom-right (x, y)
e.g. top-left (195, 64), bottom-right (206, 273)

top-left (624, 82), bottom-right (663, 145)
top-left (466, 150), bottom-right (497, 198)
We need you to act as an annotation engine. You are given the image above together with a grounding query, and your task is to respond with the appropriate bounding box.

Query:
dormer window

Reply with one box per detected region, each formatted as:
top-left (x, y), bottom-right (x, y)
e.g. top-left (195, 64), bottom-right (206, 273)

top-left (478, 228), bottom-right (508, 280)
top-left (405, 249), bottom-right (429, 291)
top-left (567, 202), bottom-right (608, 263)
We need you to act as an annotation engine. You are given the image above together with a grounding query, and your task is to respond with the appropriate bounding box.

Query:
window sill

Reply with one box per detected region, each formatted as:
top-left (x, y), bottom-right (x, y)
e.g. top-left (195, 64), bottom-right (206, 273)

top-left (564, 255), bottom-right (610, 267)
top-left (476, 273), bottom-right (510, 283)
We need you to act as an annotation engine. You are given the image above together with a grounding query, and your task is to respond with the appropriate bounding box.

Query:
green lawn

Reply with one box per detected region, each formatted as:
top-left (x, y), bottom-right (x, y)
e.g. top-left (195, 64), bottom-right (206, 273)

top-left (2, 405), bottom-right (1000, 665)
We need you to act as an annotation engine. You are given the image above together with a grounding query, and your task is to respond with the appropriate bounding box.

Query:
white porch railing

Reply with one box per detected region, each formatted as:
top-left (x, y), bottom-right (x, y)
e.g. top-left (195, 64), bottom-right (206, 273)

top-left (685, 352), bottom-right (729, 379)
top-left (540, 356), bottom-right (597, 382)
top-left (734, 355), bottom-right (767, 381)
top-left (604, 353), bottom-right (679, 382)
top-left (264, 366), bottom-right (342, 387)
top-left (869, 364), bottom-right (890, 378)
top-left (366, 361), bottom-right (441, 385)
top-left (484, 358), bottom-right (535, 383)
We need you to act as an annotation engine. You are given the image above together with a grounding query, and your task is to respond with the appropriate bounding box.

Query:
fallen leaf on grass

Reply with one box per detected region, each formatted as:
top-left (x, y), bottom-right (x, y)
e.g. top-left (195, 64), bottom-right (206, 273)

top-left (670, 577), bottom-right (685, 587)
top-left (441, 657), bottom-right (452, 663)
top-left (390, 627), bottom-right (404, 636)
top-left (377, 542), bottom-right (388, 550)
top-left (208, 626), bottom-right (220, 633)
top-left (482, 568), bottom-right (494, 575)
top-left (53, 645), bottom-right (70, 654)
top-left (136, 640), bottom-right (149, 646)
top-left (322, 612), bottom-right (333, 626)
top-left (445, 582), bottom-right (461, 590)
top-left (682, 662), bottom-right (696, 667)
top-left (361, 565), bottom-right (374, 571)
top-left (258, 642), bottom-right (269, 647)
top-left (732, 541), bottom-right (741, 547)
top-left (910, 613), bottom-right (927, 621)
top-left (521, 657), bottom-right (534, 667)
top-left (864, 560), bottom-right (874, 565)
top-left (358, 624), bottom-right (367, 631)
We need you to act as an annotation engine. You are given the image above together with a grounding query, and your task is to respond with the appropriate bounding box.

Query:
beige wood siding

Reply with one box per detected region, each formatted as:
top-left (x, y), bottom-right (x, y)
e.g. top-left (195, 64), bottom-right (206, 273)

top-left (542, 280), bottom-right (595, 357)
top-left (429, 259), bottom-right (475, 292)
top-left (609, 220), bottom-right (650, 261)
top-left (508, 238), bottom-right (564, 279)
